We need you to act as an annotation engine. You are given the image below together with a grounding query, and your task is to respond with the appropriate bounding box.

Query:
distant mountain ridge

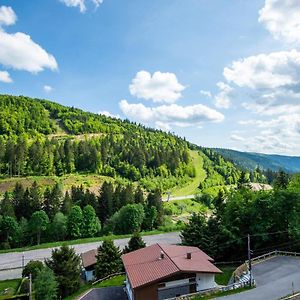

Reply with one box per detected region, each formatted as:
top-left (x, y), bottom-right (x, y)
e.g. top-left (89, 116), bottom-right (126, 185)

top-left (214, 148), bottom-right (300, 173)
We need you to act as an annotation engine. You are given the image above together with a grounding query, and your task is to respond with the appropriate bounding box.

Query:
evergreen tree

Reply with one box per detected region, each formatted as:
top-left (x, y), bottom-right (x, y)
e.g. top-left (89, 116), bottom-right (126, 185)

top-left (61, 191), bottom-right (72, 215)
top-left (49, 212), bottom-right (67, 241)
top-left (46, 245), bottom-right (81, 298)
top-left (274, 170), bottom-right (290, 189)
top-left (82, 205), bottom-right (100, 238)
top-left (147, 189), bottom-right (163, 226)
top-left (29, 211), bottom-right (49, 244)
top-left (12, 182), bottom-right (26, 220)
top-left (67, 205), bottom-right (83, 239)
top-left (123, 231), bottom-right (146, 254)
top-left (237, 171), bottom-right (250, 189)
top-left (95, 240), bottom-right (122, 279)
top-left (34, 267), bottom-right (58, 300)
top-left (1, 191), bottom-right (15, 217)
top-left (28, 181), bottom-right (42, 216)
top-left (0, 216), bottom-right (19, 246)
top-left (98, 182), bottom-right (114, 224)
top-left (134, 186), bottom-right (144, 204)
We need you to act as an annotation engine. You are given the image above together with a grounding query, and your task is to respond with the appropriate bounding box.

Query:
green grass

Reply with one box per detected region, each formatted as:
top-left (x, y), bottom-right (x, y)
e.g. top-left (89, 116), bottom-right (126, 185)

top-left (164, 198), bottom-right (207, 215)
top-left (0, 228), bottom-right (180, 254)
top-left (192, 286), bottom-right (254, 299)
top-left (215, 266), bottom-right (236, 286)
top-left (64, 275), bottom-right (125, 300)
top-left (0, 279), bottom-right (21, 300)
top-left (171, 150), bottom-right (206, 197)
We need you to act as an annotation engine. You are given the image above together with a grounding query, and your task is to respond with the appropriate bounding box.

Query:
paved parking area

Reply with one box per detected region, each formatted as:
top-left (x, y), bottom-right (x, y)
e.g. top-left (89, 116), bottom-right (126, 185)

top-left (218, 256), bottom-right (300, 300)
top-left (80, 286), bottom-right (127, 300)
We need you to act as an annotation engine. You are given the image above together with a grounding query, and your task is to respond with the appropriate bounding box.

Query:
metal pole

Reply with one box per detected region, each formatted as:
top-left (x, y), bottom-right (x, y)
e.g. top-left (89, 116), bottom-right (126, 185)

top-left (248, 234), bottom-right (252, 287)
top-left (22, 252), bottom-right (25, 270)
top-left (29, 273), bottom-right (32, 300)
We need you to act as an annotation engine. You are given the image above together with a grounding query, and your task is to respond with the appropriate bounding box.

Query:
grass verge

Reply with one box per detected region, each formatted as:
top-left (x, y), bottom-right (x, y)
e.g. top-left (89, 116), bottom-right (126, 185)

top-left (215, 266), bottom-right (236, 286)
top-left (0, 279), bottom-right (21, 300)
top-left (0, 228), bottom-right (180, 254)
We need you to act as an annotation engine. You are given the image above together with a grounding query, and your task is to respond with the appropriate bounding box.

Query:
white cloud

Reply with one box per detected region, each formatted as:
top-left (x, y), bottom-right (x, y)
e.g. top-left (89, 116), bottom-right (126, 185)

top-left (129, 70), bottom-right (185, 103)
top-left (200, 90), bottom-right (212, 98)
top-left (0, 6), bottom-right (57, 74)
top-left (0, 6), bottom-right (17, 26)
top-left (119, 99), bottom-right (224, 129)
top-left (98, 110), bottom-right (120, 119)
top-left (44, 85), bottom-right (53, 93)
top-left (0, 70), bottom-right (12, 83)
top-left (60, 0), bottom-right (103, 13)
top-left (259, 0), bottom-right (300, 44)
top-left (214, 82), bottom-right (233, 109)
top-left (0, 31), bottom-right (58, 73)
top-left (230, 134), bottom-right (245, 142)
top-left (224, 50), bottom-right (300, 89)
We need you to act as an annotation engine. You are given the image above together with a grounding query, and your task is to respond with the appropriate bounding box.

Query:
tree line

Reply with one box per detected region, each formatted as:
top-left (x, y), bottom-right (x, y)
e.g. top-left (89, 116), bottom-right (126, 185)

top-left (0, 181), bottom-right (163, 249)
top-left (181, 172), bottom-right (300, 262)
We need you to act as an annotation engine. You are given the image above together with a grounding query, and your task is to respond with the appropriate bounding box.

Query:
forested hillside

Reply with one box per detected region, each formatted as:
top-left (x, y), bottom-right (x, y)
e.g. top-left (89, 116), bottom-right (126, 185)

top-left (214, 148), bottom-right (300, 173)
top-left (0, 95), bottom-right (241, 193)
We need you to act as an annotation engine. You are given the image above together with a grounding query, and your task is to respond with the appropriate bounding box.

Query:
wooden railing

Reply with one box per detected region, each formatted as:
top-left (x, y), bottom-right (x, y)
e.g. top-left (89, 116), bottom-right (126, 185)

top-left (246, 250), bottom-right (300, 265)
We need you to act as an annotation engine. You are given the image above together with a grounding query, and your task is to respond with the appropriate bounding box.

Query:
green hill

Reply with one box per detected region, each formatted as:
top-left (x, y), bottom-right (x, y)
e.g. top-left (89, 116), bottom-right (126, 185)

top-left (214, 148), bottom-right (300, 173)
top-left (0, 94), bottom-right (241, 194)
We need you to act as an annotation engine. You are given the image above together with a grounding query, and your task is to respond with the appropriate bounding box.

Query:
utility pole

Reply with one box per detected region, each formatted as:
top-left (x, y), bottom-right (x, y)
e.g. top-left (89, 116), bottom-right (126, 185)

top-left (29, 273), bottom-right (32, 300)
top-left (248, 234), bottom-right (252, 287)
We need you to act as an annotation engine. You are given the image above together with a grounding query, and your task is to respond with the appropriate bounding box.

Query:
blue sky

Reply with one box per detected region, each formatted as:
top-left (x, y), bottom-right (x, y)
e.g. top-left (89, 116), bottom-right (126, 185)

top-left (1, 0), bottom-right (300, 155)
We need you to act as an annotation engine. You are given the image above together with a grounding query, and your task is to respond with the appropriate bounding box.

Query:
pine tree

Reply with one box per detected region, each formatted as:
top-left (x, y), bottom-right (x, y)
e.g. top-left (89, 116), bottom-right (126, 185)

top-left (1, 191), bottom-right (15, 217)
top-left (34, 267), bottom-right (58, 300)
top-left (67, 205), bottom-right (83, 239)
top-left (98, 182), bottom-right (113, 224)
top-left (134, 186), bottom-right (144, 204)
top-left (95, 240), bottom-right (122, 279)
top-left (61, 191), bottom-right (72, 215)
top-left (123, 231), bottom-right (146, 254)
top-left (46, 245), bottom-right (81, 298)
top-left (12, 182), bottom-right (25, 220)
top-left (28, 181), bottom-right (42, 216)
top-left (82, 205), bottom-right (100, 237)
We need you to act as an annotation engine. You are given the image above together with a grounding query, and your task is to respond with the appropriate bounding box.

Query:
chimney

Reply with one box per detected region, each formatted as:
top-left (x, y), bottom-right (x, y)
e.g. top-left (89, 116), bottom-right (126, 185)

top-left (187, 252), bottom-right (192, 259)
top-left (160, 251), bottom-right (164, 260)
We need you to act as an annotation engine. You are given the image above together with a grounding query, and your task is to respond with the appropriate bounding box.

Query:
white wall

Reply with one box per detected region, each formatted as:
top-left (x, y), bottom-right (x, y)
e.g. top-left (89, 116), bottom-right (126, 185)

top-left (125, 275), bottom-right (134, 300)
top-left (196, 273), bottom-right (216, 291)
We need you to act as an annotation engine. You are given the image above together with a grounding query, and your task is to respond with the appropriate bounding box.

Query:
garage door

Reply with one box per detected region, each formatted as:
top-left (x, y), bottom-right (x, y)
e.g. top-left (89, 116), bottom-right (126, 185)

top-left (158, 284), bottom-right (191, 300)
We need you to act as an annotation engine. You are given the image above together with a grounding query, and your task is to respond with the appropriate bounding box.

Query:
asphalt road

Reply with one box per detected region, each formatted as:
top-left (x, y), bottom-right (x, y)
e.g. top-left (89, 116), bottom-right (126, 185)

top-left (0, 232), bottom-right (181, 280)
top-left (218, 256), bottom-right (300, 300)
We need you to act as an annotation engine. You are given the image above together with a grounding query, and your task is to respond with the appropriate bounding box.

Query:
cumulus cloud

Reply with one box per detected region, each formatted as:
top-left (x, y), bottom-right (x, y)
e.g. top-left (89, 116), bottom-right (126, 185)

top-left (214, 82), bottom-right (233, 109)
top-left (200, 90), bottom-right (212, 98)
top-left (60, 0), bottom-right (103, 13)
top-left (224, 50), bottom-right (300, 89)
top-left (259, 0), bottom-right (300, 44)
top-left (0, 70), bottom-right (12, 83)
top-left (119, 99), bottom-right (224, 129)
top-left (98, 110), bottom-right (120, 119)
top-left (43, 85), bottom-right (53, 93)
top-left (129, 71), bottom-right (185, 103)
top-left (0, 6), bottom-right (57, 74)
top-left (0, 6), bottom-right (17, 26)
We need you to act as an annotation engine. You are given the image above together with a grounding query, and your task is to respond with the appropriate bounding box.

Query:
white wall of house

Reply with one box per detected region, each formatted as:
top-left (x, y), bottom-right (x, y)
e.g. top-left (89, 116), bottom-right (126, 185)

top-left (125, 275), bottom-right (134, 300)
top-left (196, 273), bottom-right (216, 291)
top-left (85, 270), bottom-right (95, 282)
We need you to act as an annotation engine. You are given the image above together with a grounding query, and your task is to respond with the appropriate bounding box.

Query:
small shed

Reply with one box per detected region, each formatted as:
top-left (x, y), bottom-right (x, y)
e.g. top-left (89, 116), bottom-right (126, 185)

top-left (81, 249), bottom-right (98, 282)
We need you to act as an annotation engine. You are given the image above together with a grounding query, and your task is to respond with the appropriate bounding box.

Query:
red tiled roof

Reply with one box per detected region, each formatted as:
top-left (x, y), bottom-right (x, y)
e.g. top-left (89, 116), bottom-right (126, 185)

top-left (81, 249), bottom-right (97, 268)
top-left (121, 244), bottom-right (222, 289)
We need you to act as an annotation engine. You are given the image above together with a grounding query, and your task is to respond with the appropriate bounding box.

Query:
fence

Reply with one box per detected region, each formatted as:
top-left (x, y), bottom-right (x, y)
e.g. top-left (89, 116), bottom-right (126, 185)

top-left (166, 279), bottom-right (253, 300)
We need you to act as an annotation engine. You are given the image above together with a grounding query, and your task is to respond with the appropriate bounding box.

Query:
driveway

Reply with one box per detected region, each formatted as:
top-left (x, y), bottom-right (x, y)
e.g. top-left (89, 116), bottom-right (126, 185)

top-left (80, 287), bottom-right (127, 300)
top-left (218, 256), bottom-right (300, 300)
top-left (0, 232), bottom-right (180, 280)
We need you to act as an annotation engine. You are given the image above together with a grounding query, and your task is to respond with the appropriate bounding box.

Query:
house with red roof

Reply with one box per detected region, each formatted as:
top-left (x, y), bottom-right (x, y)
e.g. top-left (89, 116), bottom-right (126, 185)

top-left (121, 243), bottom-right (222, 300)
